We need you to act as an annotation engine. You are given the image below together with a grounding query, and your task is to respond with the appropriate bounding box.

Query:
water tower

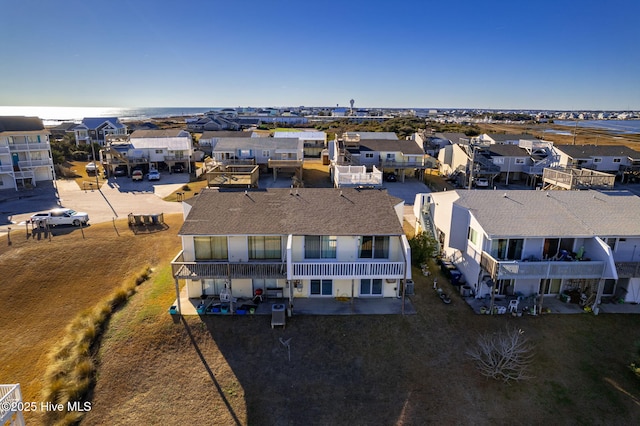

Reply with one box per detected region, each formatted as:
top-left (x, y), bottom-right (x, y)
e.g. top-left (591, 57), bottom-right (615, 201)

top-left (350, 99), bottom-right (355, 115)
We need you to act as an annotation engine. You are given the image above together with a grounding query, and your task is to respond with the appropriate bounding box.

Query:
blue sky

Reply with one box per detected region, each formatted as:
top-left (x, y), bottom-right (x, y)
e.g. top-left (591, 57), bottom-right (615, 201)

top-left (1, 0), bottom-right (639, 110)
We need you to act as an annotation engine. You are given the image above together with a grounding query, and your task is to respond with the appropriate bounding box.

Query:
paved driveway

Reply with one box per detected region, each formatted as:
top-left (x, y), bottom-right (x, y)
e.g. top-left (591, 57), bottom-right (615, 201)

top-left (0, 175), bottom-right (188, 232)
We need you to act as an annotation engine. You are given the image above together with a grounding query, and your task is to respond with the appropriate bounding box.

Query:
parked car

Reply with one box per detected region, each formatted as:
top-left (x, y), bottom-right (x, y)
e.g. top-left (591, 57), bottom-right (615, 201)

top-left (114, 166), bottom-right (127, 177)
top-left (171, 164), bottom-right (184, 173)
top-left (148, 169), bottom-right (160, 181)
top-left (132, 170), bottom-right (144, 181)
top-left (473, 177), bottom-right (489, 188)
top-left (384, 173), bottom-right (397, 182)
top-left (85, 162), bottom-right (98, 174)
top-left (30, 208), bottom-right (89, 227)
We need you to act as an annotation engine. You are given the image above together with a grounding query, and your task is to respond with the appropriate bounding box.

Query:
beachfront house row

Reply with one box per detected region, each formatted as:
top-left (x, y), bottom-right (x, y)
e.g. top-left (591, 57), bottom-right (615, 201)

top-left (101, 129), bottom-right (193, 176)
top-left (73, 117), bottom-right (127, 146)
top-left (415, 190), bottom-right (640, 313)
top-left (0, 116), bottom-right (55, 190)
top-left (171, 188), bottom-right (412, 313)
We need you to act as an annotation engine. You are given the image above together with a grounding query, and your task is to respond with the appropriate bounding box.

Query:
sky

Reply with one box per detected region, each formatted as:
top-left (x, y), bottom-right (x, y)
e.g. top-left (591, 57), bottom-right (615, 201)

top-left (1, 0), bottom-right (639, 110)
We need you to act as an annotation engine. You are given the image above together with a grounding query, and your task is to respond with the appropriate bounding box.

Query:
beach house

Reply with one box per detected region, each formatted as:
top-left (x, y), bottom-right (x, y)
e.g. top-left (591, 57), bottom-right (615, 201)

top-left (170, 188), bottom-right (412, 314)
top-left (73, 117), bottom-right (127, 146)
top-left (0, 116), bottom-right (55, 190)
top-left (416, 189), bottom-right (640, 313)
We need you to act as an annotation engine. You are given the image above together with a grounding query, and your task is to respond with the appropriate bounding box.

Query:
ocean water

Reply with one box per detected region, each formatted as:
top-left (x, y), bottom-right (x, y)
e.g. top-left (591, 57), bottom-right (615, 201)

top-left (0, 106), bottom-right (217, 125)
top-left (555, 120), bottom-right (640, 134)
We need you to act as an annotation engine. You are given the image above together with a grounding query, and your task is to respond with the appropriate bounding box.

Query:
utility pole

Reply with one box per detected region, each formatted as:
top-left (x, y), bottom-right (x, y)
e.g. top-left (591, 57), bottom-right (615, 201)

top-left (468, 145), bottom-right (476, 190)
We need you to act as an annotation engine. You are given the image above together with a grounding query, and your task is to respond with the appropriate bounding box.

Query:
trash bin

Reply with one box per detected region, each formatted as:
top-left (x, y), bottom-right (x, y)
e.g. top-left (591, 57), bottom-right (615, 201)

top-left (271, 303), bottom-right (286, 329)
top-left (404, 279), bottom-right (414, 295)
top-left (460, 285), bottom-right (472, 297)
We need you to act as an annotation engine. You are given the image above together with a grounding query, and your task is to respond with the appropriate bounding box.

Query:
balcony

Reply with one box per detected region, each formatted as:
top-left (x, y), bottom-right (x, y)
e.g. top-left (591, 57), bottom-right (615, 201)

top-left (480, 252), bottom-right (605, 280)
top-left (171, 251), bottom-right (285, 279)
top-left (290, 261), bottom-right (405, 279)
top-left (380, 159), bottom-right (428, 169)
top-left (8, 142), bottom-right (50, 152)
top-left (267, 159), bottom-right (303, 168)
top-left (18, 159), bottom-right (53, 168)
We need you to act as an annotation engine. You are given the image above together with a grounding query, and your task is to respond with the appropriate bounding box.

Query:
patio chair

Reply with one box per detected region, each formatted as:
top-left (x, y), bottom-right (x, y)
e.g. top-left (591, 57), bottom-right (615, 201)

top-left (219, 287), bottom-right (237, 304)
top-left (508, 299), bottom-right (519, 313)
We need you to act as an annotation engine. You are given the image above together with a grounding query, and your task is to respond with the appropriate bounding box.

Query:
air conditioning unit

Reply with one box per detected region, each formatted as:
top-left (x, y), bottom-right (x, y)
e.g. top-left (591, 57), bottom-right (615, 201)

top-left (404, 279), bottom-right (415, 295)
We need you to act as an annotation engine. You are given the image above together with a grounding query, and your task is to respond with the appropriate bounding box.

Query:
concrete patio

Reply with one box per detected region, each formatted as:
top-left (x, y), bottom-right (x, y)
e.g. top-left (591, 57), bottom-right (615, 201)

top-left (171, 288), bottom-right (416, 317)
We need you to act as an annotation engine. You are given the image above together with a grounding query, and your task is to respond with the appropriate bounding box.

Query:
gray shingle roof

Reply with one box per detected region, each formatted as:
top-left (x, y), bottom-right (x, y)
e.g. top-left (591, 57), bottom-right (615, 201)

top-left (358, 139), bottom-right (425, 155)
top-left (180, 188), bottom-right (404, 236)
top-left (438, 189), bottom-right (640, 238)
top-left (0, 116), bottom-right (45, 132)
top-left (130, 129), bottom-right (187, 138)
top-left (487, 144), bottom-right (530, 157)
top-left (555, 144), bottom-right (640, 159)
top-left (212, 137), bottom-right (301, 152)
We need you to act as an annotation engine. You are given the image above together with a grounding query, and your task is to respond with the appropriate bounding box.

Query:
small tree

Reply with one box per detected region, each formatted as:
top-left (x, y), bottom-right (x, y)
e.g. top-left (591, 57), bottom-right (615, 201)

top-left (467, 327), bottom-right (534, 383)
top-left (408, 232), bottom-right (438, 266)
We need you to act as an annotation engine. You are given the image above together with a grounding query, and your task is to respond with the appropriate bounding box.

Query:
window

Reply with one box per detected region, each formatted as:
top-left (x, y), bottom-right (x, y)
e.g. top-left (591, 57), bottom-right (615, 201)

top-left (359, 236), bottom-right (390, 259)
top-left (493, 158), bottom-right (505, 165)
top-left (360, 279), bottom-right (383, 296)
top-left (593, 157), bottom-right (602, 163)
top-left (305, 236), bottom-right (337, 259)
top-left (467, 227), bottom-right (479, 246)
top-left (310, 279), bottom-right (332, 296)
top-left (248, 236), bottom-right (281, 260)
top-left (194, 236), bottom-right (228, 260)
top-left (262, 150), bottom-right (270, 157)
top-left (613, 158), bottom-right (622, 163)
top-left (491, 238), bottom-right (522, 260)
top-left (364, 153), bottom-right (374, 159)
top-left (606, 238), bottom-right (617, 251)
top-left (515, 158), bottom-right (526, 164)
top-left (386, 153), bottom-right (395, 160)
top-left (155, 149), bottom-right (163, 154)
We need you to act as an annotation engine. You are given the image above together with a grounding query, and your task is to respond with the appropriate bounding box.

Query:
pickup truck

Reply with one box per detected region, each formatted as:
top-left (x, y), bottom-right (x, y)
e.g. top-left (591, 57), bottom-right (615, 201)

top-left (30, 208), bottom-right (90, 227)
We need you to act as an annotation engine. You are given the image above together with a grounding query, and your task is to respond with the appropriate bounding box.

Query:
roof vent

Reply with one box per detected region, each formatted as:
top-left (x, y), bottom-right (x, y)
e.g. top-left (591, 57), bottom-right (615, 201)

top-left (503, 193), bottom-right (507, 198)
top-left (340, 190), bottom-right (343, 197)
top-left (244, 190), bottom-right (248, 196)
top-left (546, 192), bottom-right (550, 197)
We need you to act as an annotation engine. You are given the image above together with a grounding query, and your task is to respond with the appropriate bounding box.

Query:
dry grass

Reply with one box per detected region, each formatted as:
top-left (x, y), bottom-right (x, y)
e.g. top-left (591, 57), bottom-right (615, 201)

top-left (0, 214), bottom-right (183, 424)
top-left (81, 259), bottom-right (640, 425)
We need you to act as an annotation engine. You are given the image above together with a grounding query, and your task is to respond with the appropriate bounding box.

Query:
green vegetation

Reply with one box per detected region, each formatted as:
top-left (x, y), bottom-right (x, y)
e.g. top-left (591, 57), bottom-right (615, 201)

top-left (408, 231), bottom-right (439, 265)
top-left (314, 116), bottom-right (426, 139)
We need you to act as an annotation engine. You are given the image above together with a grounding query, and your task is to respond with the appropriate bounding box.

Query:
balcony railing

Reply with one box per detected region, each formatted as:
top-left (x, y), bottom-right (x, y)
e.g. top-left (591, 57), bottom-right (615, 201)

top-left (0, 146), bottom-right (10, 154)
top-left (0, 165), bottom-right (14, 173)
top-left (18, 159), bottom-right (53, 168)
top-left (481, 252), bottom-right (605, 280)
top-left (267, 159), bottom-right (303, 168)
top-left (171, 252), bottom-right (286, 279)
top-left (8, 142), bottom-right (50, 152)
top-left (615, 262), bottom-right (640, 278)
top-left (291, 261), bottom-right (405, 279)
top-left (380, 159), bottom-right (427, 169)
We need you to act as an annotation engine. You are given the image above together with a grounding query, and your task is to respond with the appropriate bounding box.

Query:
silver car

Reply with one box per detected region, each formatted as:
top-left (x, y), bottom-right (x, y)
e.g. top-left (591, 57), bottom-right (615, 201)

top-left (30, 208), bottom-right (90, 227)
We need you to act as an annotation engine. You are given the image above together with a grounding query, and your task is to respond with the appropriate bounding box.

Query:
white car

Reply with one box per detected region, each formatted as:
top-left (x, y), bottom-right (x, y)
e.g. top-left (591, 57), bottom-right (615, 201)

top-left (474, 177), bottom-right (489, 188)
top-left (30, 208), bottom-right (90, 227)
top-left (148, 170), bottom-right (160, 181)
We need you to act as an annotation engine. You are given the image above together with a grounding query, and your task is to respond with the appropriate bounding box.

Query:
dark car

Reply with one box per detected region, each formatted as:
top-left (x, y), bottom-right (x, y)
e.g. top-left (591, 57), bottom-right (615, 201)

top-left (114, 166), bottom-right (127, 177)
top-left (171, 164), bottom-right (185, 173)
top-left (384, 173), bottom-right (397, 182)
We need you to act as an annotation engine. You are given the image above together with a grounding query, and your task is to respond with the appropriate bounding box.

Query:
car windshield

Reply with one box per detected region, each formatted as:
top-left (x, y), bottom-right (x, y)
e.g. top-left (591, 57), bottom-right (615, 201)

top-left (66, 210), bottom-right (77, 215)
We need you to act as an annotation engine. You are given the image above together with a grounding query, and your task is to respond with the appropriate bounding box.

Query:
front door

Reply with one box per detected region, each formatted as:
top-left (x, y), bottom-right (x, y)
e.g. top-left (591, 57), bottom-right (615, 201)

top-left (539, 278), bottom-right (562, 295)
top-left (310, 279), bottom-right (332, 296)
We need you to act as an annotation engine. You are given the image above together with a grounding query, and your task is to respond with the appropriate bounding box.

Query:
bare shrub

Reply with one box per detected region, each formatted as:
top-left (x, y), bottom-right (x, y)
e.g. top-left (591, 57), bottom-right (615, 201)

top-left (467, 326), bottom-right (534, 383)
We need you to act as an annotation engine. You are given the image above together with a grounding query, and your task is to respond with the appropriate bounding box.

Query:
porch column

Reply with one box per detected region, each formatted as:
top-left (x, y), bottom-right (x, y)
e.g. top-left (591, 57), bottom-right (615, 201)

top-left (174, 278), bottom-right (182, 315)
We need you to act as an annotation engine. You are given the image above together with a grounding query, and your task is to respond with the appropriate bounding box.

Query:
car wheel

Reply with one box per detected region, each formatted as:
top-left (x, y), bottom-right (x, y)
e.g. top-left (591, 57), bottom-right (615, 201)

top-left (73, 219), bottom-right (80, 226)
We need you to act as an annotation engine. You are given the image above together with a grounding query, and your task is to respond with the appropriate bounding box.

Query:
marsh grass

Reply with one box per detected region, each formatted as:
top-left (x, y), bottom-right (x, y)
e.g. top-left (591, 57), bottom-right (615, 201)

top-left (40, 266), bottom-right (151, 425)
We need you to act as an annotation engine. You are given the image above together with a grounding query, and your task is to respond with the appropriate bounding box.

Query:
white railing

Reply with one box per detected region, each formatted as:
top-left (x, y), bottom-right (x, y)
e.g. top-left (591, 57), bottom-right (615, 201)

top-left (8, 142), bottom-right (50, 151)
top-left (0, 384), bottom-right (26, 426)
top-left (18, 159), bottom-right (53, 168)
top-left (334, 165), bottom-right (383, 187)
top-left (0, 165), bottom-right (14, 173)
top-left (0, 146), bottom-right (10, 154)
top-left (291, 261), bottom-right (405, 279)
top-left (481, 252), bottom-right (605, 280)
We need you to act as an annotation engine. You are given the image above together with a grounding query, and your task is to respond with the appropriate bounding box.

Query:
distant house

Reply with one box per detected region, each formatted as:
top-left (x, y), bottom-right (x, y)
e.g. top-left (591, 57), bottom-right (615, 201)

top-left (0, 116), bottom-right (55, 190)
top-left (416, 189), bottom-right (640, 311)
top-left (486, 144), bottom-right (532, 184)
top-left (273, 131), bottom-right (327, 157)
top-left (48, 122), bottom-right (77, 140)
top-left (170, 187), bottom-right (412, 314)
top-left (73, 117), bottom-right (127, 146)
top-left (552, 144), bottom-right (640, 174)
top-left (211, 136), bottom-right (304, 181)
top-left (101, 129), bottom-right (193, 176)
top-left (198, 131), bottom-right (254, 154)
